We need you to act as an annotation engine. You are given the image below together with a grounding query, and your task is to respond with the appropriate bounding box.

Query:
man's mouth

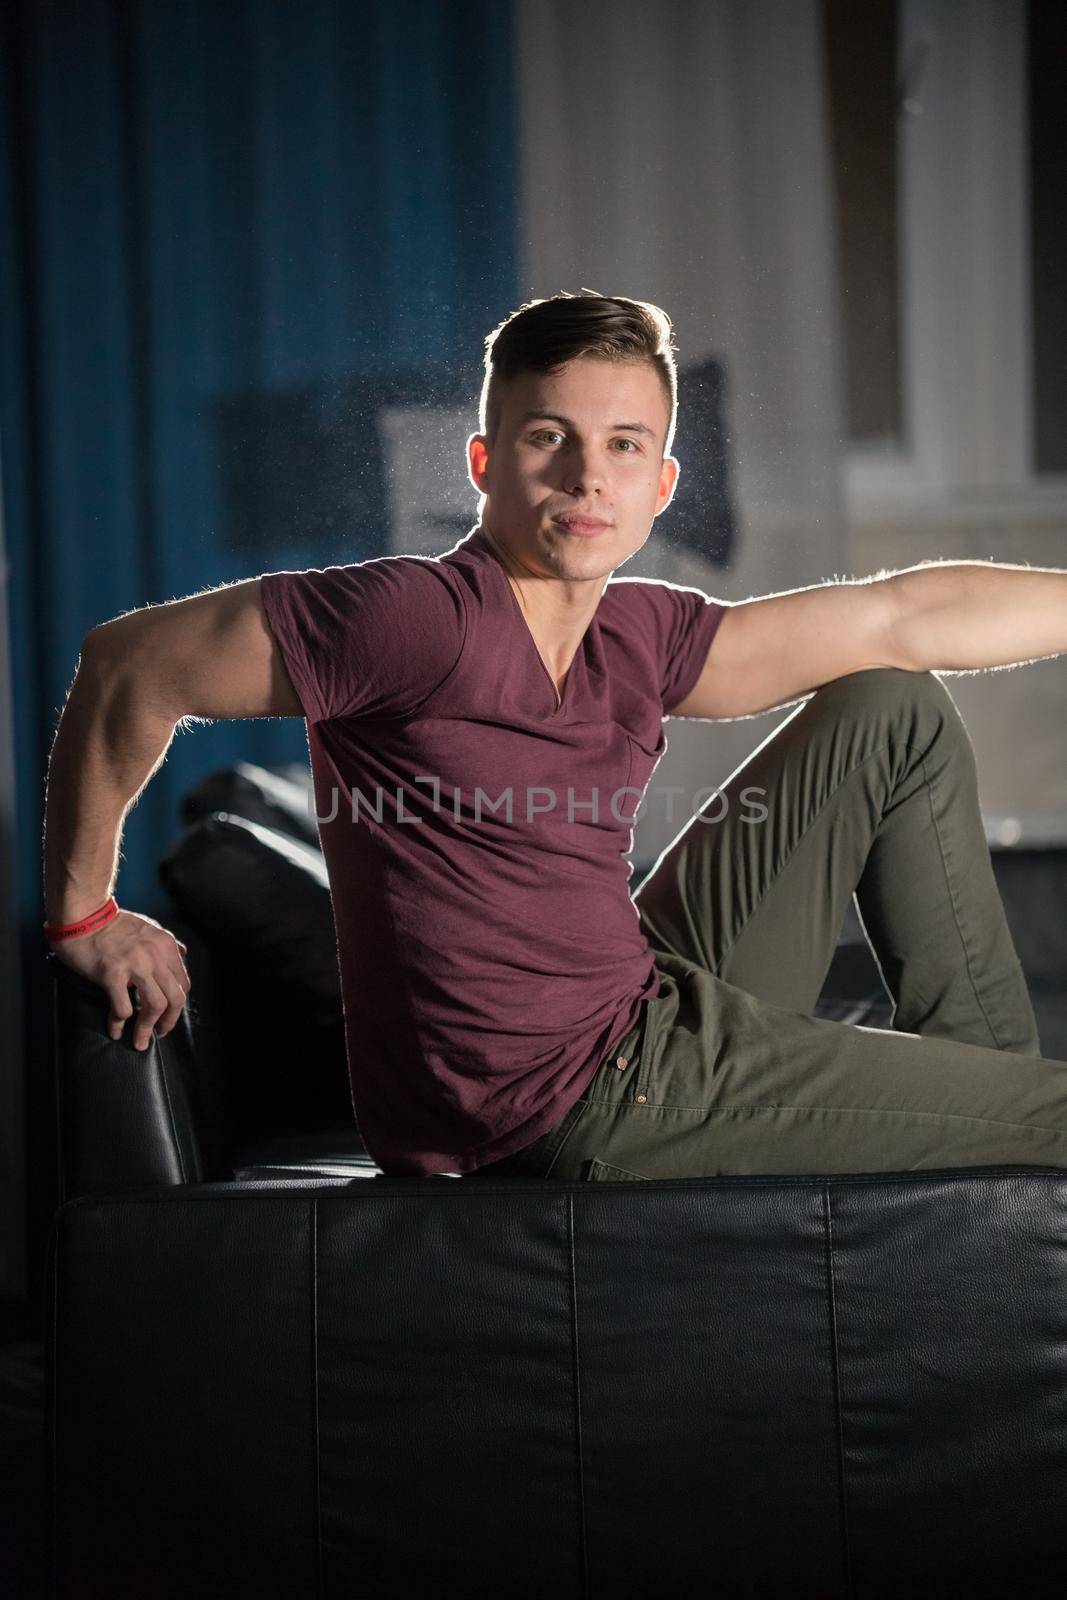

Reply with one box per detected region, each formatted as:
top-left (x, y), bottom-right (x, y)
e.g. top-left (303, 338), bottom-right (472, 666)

top-left (551, 515), bottom-right (612, 538)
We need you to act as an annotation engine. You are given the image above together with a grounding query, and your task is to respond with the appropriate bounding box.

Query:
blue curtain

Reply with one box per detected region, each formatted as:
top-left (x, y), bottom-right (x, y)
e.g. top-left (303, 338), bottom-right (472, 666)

top-left (0, 0), bottom-right (518, 923)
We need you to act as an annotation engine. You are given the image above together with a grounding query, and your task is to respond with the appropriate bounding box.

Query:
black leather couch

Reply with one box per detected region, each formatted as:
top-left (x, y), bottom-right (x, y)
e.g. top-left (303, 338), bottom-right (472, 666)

top-left (55, 761), bottom-right (907, 1198)
top-left (45, 765), bottom-right (1067, 1597)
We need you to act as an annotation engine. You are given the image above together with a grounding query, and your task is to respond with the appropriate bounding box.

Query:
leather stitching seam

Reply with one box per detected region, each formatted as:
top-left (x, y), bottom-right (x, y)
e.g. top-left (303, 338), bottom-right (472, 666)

top-left (823, 1182), bottom-right (854, 1598)
top-left (567, 1194), bottom-right (589, 1597)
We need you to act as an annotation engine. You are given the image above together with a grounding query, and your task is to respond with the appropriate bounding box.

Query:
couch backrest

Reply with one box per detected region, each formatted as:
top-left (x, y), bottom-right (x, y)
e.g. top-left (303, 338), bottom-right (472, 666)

top-left (48, 1166), bottom-right (1067, 1598)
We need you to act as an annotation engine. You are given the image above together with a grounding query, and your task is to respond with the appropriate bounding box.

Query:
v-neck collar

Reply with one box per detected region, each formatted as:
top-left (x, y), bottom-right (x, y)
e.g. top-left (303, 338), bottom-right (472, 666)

top-left (467, 526), bottom-right (591, 720)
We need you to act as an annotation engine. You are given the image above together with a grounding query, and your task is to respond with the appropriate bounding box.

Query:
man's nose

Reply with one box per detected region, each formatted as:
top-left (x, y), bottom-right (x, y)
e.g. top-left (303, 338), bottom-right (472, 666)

top-left (563, 444), bottom-right (604, 494)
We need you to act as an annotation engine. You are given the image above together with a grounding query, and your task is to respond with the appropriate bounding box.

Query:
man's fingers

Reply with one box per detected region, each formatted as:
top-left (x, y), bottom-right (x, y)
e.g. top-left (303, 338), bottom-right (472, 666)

top-left (164, 933), bottom-right (190, 991)
top-left (107, 984), bottom-right (134, 1042)
top-left (131, 969), bottom-right (189, 1047)
top-left (93, 922), bottom-right (193, 1047)
top-left (162, 945), bottom-right (190, 997)
top-left (130, 976), bottom-right (168, 1051)
top-left (155, 959), bottom-right (191, 1038)
top-left (155, 985), bottom-right (187, 1041)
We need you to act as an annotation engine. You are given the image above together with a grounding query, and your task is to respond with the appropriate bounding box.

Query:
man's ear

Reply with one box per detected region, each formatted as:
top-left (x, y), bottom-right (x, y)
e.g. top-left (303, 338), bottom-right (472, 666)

top-left (467, 433), bottom-right (490, 495)
top-left (654, 455), bottom-right (681, 517)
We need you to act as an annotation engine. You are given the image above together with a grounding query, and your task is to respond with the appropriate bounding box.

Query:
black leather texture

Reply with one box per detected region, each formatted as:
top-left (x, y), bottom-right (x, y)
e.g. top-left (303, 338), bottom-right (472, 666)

top-left (159, 811), bottom-right (340, 1029)
top-left (47, 1169), bottom-right (1067, 1598)
top-left (157, 811), bottom-right (353, 1129)
top-left (52, 955), bottom-right (215, 1197)
top-left (47, 767), bottom-right (1067, 1596)
top-left (179, 760), bottom-right (321, 848)
top-left (51, 911), bottom-right (364, 1201)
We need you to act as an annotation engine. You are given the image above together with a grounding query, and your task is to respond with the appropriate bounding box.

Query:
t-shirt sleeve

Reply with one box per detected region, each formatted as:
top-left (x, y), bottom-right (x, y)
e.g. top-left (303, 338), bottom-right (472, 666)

top-left (660, 584), bottom-right (728, 712)
top-left (612, 577), bottom-right (729, 714)
top-left (259, 556), bottom-right (467, 725)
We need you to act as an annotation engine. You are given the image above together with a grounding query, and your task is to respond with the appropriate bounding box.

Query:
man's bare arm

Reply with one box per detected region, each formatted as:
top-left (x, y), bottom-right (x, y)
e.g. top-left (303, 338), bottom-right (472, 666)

top-left (671, 577), bottom-right (899, 721)
top-left (884, 559), bottom-right (1067, 672)
top-left (672, 559), bottom-right (1067, 722)
top-left (44, 579), bottom-right (302, 1048)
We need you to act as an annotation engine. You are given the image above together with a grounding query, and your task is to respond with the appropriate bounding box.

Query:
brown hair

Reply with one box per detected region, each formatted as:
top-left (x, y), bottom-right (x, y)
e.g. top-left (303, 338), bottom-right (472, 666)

top-left (479, 289), bottom-right (679, 456)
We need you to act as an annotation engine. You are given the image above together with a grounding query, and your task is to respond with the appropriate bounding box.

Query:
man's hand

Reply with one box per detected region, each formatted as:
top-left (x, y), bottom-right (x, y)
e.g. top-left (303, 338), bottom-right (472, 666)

top-left (53, 910), bottom-right (191, 1050)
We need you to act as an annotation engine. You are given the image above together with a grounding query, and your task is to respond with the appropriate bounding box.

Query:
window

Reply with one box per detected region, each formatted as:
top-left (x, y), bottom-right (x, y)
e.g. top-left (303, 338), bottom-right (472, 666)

top-left (824, 0), bottom-right (1067, 520)
top-left (823, 0), bottom-right (902, 447)
top-left (1028, 0), bottom-right (1067, 474)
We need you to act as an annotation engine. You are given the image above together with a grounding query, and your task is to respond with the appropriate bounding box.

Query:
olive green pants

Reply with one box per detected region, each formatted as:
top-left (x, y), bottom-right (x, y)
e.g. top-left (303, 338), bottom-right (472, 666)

top-left (472, 667), bottom-right (1067, 1182)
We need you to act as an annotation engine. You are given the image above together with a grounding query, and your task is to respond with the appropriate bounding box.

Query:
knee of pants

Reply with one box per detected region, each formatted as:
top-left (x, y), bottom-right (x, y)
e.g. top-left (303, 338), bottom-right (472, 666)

top-left (811, 666), bottom-right (975, 769)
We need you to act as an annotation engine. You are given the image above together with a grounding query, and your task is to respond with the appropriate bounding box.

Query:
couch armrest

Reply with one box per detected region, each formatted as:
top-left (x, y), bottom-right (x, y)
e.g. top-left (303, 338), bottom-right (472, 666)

top-left (51, 955), bottom-right (214, 1200)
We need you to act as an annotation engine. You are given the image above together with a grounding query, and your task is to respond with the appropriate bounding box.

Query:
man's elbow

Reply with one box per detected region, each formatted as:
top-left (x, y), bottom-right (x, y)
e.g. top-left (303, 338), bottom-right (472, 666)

top-left (78, 615), bottom-right (182, 728)
top-left (77, 617), bottom-right (135, 700)
top-left (75, 620), bottom-right (123, 691)
top-left (81, 611), bottom-right (142, 668)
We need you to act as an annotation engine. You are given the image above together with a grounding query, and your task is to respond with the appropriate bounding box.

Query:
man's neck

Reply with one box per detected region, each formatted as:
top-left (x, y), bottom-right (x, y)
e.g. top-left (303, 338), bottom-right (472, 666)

top-left (476, 522), bottom-right (608, 688)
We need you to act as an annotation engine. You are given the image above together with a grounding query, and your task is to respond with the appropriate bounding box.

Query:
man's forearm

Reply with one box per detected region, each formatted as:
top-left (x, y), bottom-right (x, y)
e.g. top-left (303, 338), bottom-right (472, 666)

top-left (44, 636), bottom-right (178, 924)
top-left (886, 560), bottom-right (1067, 673)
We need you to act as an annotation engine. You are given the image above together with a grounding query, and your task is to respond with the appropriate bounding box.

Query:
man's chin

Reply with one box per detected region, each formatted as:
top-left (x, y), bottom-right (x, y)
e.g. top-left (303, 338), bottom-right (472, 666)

top-left (545, 526), bottom-right (627, 571)
top-left (550, 548), bottom-right (619, 584)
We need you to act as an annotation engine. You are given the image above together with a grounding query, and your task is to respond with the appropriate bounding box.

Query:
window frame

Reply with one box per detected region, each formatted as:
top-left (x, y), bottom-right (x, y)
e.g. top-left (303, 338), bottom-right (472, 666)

top-left (842, 0), bottom-right (1067, 527)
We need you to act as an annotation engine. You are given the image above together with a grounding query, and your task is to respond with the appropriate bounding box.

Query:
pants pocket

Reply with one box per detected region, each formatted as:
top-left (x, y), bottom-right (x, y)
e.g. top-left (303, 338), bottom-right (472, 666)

top-left (583, 1156), bottom-right (652, 1182)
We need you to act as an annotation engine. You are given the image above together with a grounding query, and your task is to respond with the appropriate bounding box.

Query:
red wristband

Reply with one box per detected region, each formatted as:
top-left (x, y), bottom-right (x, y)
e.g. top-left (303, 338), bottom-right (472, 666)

top-left (44, 896), bottom-right (120, 943)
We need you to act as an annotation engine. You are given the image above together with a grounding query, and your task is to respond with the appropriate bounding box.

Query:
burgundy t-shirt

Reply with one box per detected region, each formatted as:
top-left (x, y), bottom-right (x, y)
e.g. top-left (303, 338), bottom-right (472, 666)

top-left (259, 527), bottom-right (726, 1174)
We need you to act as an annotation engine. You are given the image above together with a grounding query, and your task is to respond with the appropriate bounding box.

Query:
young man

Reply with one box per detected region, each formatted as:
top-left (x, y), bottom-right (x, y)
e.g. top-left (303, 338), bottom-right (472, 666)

top-left (44, 291), bottom-right (1067, 1179)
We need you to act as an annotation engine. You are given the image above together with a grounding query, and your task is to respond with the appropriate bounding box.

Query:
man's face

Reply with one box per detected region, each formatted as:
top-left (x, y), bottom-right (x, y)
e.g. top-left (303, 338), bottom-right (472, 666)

top-left (467, 356), bottom-right (680, 584)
